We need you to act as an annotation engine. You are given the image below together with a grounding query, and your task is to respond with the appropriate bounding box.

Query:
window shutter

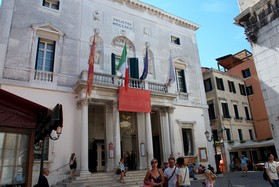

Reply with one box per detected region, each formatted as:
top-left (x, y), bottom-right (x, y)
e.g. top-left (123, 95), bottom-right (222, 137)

top-left (51, 41), bottom-right (56, 72)
top-left (129, 58), bottom-right (139, 79)
top-left (111, 53), bottom-right (115, 75)
top-left (35, 38), bottom-right (41, 70)
top-left (181, 70), bottom-right (187, 92)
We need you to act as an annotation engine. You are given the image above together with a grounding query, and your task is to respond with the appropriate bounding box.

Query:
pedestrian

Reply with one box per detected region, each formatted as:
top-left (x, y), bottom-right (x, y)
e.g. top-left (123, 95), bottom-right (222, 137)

top-left (208, 164), bottom-right (215, 174)
top-left (37, 168), bottom-right (49, 187)
top-left (265, 153), bottom-right (279, 187)
top-left (240, 155), bottom-right (249, 177)
top-left (164, 157), bottom-right (178, 187)
top-left (176, 157), bottom-right (190, 187)
top-left (203, 169), bottom-right (217, 187)
top-left (162, 161), bottom-right (169, 172)
top-left (69, 153), bottom-right (77, 179)
top-left (119, 158), bottom-right (126, 183)
top-left (143, 158), bottom-right (164, 186)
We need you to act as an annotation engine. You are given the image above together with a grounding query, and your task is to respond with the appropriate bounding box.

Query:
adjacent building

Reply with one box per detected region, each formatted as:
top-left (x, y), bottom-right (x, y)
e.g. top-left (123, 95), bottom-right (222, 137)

top-left (235, 0), bottom-right (279, 156)
top-left (0, 0), bottom-right (211, 186)
top-left (203, 67), bottom-right (261, 172)
top-left (216, 49), bottom-right (272, 142)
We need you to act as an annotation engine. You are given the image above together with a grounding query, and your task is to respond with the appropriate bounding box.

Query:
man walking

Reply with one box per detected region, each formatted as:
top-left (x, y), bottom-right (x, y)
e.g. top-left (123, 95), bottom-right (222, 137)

top-left (240, 155), bottom-right (249, 177)
top-left (164, 157), bottom-right (178, 187)
top-left (38, 168), bottom-right (50, 187)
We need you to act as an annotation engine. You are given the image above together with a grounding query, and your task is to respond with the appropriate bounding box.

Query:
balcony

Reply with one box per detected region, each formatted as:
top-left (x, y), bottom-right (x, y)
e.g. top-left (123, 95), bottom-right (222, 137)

top-left (73, 71), bottom-right (186, 101)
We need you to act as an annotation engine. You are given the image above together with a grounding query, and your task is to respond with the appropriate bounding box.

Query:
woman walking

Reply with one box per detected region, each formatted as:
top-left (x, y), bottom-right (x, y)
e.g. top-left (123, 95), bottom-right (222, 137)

top-left (69, 153), bottom-right (77, 179)
top-left (203, 169), bottom-right (217, 187)
top-left (143, 158), bottom-right (165, 186)
top-left (265, 153), bottom-right (279, 187)
top-left (176, 157), bottom-right (190, 187)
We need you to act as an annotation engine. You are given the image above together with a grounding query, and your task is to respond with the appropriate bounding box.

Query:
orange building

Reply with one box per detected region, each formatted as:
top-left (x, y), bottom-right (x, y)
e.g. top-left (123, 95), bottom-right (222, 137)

top-left (216, 49), bottom-right (272, 141)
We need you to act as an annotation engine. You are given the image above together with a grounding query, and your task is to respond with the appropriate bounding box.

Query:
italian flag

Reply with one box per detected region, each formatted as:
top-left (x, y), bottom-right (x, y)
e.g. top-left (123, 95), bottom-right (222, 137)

top-left (117, 43), bottom-right (129, 89)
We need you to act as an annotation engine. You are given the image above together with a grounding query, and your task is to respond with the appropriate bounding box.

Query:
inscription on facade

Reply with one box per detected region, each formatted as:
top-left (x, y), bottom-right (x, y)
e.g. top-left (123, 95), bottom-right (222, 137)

top-left (112, 17), bottom-right (133, 30)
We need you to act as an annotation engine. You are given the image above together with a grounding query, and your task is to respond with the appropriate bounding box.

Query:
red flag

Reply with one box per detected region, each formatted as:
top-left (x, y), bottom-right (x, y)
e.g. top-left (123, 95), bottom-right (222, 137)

top-left (86, 34), bottom-right (96, 97)
top-left (125, 65), bottom-right (129, 90)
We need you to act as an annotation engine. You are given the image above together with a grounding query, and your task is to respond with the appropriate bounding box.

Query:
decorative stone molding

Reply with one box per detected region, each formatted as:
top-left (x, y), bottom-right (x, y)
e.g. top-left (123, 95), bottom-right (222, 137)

top-left (112, 36), bottom-right (135, 51)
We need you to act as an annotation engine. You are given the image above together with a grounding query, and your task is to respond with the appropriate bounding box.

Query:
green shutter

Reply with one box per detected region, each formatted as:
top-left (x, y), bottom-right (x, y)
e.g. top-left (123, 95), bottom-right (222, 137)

top-left (111, 53), bottom-right (116, 75)
top-left (129, 58), bottom-right (139, 79)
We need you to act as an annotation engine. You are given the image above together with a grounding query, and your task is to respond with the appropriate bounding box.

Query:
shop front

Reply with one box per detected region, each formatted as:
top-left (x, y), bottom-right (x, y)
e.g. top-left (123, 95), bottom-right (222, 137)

top-left (0, 89), bottom-right (62, 187)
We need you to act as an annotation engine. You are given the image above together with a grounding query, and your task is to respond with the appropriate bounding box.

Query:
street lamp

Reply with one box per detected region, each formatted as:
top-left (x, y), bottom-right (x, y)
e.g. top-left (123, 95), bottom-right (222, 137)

top-left (204, 130), bottom-right (221, 174)
top-left (40, 104), bottom-right (63, 173)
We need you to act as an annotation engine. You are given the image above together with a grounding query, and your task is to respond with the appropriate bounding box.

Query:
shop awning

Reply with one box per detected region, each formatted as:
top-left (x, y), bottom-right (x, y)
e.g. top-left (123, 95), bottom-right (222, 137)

top-left (0, 89), bottom-right (63, 143)
top-left (230, 139), bottom-right (274, 151)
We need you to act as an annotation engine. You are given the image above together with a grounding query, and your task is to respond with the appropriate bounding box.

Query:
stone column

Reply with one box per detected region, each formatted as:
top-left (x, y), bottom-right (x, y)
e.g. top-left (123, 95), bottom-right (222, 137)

top-left (160, 108), bottom-right (171, 161)
top-left (113, 101), bottom-right (121, 168)
top-left (105, 103), bottom-right (114, 171)
top-left (167, 106), bottom-right (176, 157)
top-left (80, 98), bottom-right (90, 174)
top-left (145, 112), bottom-right (153, 166)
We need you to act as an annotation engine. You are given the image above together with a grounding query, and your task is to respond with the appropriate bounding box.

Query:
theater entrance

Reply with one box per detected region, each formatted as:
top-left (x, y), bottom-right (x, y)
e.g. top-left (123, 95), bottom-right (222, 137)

top-left (120, 112), bottom-right (138, 170)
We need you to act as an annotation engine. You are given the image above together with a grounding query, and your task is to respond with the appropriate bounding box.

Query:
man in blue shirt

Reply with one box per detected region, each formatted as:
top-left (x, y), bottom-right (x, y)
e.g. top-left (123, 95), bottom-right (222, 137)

top-left (240, 155), bottom-right (249, 177)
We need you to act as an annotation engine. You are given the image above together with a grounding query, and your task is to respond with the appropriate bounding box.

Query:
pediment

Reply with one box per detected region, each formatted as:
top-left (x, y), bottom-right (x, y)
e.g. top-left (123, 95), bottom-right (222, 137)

top-left (32, 23), bottom-right (64, 36)
top-left (173, 57), bottom-right (188, 69)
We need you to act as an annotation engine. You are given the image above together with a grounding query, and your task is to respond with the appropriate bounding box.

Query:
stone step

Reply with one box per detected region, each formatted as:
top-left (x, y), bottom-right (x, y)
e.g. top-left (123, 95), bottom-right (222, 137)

top-left (52, 171), bottom-right (206, 187)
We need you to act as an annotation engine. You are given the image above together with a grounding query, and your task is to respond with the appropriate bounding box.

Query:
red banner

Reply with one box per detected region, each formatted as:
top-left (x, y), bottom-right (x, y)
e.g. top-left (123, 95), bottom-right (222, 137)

top-left (118, 87), bottom-right (151, 113)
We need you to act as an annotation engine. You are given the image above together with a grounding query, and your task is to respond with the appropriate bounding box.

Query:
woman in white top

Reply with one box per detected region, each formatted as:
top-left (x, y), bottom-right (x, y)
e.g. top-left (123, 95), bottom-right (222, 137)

top-left (176, 157), bottom-right (190, 187)
top-left (265, 153), bottom-right (279, 187)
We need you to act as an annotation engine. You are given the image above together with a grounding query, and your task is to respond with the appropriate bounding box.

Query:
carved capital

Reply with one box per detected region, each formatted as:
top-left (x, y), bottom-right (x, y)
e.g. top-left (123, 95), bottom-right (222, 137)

top-left (168, 106), bottom-right (175, 113)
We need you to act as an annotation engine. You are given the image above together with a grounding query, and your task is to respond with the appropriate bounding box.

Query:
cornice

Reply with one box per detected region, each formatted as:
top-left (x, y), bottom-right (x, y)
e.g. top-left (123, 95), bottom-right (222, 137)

top-left (111, 0), bottom-right (199, 31)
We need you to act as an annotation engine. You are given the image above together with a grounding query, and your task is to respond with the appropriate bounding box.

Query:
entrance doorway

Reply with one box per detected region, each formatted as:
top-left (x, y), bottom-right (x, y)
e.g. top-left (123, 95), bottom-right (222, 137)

top-left (89, 140), bottom-right (105, 172)
top-left (151, 111), bottom-right (162, 167)
top-left (120, 112), bottom-right (138, 170)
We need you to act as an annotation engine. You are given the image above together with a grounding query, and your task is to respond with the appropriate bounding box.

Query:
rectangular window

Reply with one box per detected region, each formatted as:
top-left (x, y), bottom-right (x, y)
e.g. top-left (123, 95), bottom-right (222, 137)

top-left (34, 136), bottom-right (49, 161)
top-left (239, 84), bottom-right (246, 95)
top-left (171, 35), bottom-right (181, 45)
top-left (246, 85), bottom-right (253, 96)
top-left (228, 80), bottom-right (236, 93)
top-left (42, 0), bottom-right (60, 10)
top-left (238, 129), bottom-right (243, 141)
top-left (34, 38), bottom-right (55, 82)
top-left (221, 102), bottom-right (230, 118)
top-left (226, 129), bottom-right (231, 141)
top-left (244, 106), bottom-right (251, 120)
top-left (249, 129), bottom-right (254, 140)
top-left (182, 128), bottom-right (194, 156)
top-left (208, 102), bottom-right (216, 120)
top-left (233, 104), bottom-right (240, 119)
top-left (204, 78), bottom-right (213, 92)
top-left (216, 77), bottom-right (224, 91)
top-left (242, 68), bottom-right (251, 78)
top-left (176, 69), bottom-right (187, 93)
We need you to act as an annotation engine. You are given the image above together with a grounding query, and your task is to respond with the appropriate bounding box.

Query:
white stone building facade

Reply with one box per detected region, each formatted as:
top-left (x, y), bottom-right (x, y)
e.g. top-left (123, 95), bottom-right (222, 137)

top-left (0, 0), bottom-right (212, 185)
top-left (235, 0), bottom-right (279, 156)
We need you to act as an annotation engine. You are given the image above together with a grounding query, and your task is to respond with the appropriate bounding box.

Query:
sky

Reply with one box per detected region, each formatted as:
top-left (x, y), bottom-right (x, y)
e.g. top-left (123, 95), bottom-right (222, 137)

top-left (0, 0), bottom-right (251, 69)
top-left (140, 0), bottom-right (251, 69)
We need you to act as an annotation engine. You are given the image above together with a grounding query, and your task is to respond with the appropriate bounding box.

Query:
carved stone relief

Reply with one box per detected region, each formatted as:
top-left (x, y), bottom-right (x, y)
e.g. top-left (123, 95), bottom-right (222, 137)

top-left (112, 36), bottom-right (135, 51)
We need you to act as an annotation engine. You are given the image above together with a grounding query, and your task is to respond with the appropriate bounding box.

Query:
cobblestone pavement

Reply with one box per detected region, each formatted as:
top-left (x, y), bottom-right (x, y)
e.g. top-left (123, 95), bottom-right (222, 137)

top-left (190, 171), bottom-right (271, 187)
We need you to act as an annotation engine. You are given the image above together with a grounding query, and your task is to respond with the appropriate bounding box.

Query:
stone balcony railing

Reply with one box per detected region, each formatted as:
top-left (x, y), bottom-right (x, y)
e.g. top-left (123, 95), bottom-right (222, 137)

top-left (93, 72), bottom-right (168, 94)
top-left (81, 71), bottom-right (188, 100)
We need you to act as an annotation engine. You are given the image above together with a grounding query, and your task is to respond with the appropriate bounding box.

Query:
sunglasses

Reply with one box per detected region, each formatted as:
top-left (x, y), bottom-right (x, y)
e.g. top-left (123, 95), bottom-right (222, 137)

top-left (151, 161), bottom-right (158, 164)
